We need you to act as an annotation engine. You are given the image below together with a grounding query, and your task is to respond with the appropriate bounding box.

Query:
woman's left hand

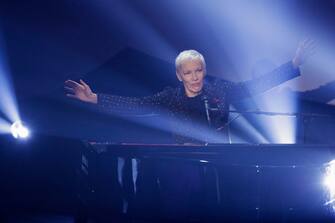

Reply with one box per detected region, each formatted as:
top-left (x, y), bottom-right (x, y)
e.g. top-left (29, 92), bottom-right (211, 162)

top-left (292, 39), bottom-right (316, 68)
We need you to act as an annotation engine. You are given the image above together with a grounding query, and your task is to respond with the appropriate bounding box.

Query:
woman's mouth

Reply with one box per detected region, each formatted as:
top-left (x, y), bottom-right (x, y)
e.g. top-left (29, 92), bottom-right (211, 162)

top-left (191, 83), bottom-right (202, 88)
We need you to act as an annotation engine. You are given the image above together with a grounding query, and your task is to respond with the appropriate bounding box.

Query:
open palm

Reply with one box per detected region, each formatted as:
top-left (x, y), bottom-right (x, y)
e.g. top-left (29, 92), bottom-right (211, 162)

top-left (292, 39), bottom-right (316, 67)
top-left (64, 79), bottom-right (97, 103)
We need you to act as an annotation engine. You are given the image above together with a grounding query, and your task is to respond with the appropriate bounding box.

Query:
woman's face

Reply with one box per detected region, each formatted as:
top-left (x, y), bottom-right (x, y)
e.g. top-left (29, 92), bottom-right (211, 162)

top-left (176, 59), bottom-right (206, 97)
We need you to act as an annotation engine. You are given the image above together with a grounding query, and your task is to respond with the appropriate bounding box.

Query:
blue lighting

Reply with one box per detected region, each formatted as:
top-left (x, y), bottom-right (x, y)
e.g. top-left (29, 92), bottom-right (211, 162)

top-left (0, 32), bottom-right (20, 123)
top-left (0, 117), bottom-right (11, 134)
top-left (10, 121), bottom-right (30, 139)
top-left (324, 160), bottom-right (335, 210)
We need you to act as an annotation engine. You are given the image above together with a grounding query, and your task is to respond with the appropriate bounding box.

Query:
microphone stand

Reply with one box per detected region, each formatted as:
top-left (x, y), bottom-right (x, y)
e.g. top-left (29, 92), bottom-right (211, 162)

top-left (202, 95), bottom-right (212, 126)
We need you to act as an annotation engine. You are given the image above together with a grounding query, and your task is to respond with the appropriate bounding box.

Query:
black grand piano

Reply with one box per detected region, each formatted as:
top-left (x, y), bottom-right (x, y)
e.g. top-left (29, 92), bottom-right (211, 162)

top-left (76, 142), bottom-right (335, 222)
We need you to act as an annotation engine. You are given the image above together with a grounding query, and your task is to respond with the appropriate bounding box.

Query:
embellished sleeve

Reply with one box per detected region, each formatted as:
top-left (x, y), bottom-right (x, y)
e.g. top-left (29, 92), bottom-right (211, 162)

top-left (214, 61), bottom-right (301, 101)
top-left (96, 87), bottom-right (174, 115)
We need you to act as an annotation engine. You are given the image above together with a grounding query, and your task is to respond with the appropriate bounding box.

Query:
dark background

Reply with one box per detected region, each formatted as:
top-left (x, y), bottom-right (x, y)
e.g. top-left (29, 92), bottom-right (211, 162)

top-left (1, 0), bottom-right (335, 142)
top-left (1, 1), bottom-right (335, 222)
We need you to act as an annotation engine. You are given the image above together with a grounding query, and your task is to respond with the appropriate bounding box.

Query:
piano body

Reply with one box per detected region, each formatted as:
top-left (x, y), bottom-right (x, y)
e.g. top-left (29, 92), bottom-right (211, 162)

top-left (77, 143), bottom-right (335, 222)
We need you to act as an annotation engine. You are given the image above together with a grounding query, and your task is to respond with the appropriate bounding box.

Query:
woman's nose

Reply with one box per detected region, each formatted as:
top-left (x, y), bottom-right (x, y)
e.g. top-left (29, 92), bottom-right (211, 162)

top-left (192, 73), bottom-right (199, 80)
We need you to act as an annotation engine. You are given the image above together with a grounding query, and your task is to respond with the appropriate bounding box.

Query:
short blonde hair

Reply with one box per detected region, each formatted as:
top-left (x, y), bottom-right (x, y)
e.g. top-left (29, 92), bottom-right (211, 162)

top-left (175, 50), bottom-right (206, 73)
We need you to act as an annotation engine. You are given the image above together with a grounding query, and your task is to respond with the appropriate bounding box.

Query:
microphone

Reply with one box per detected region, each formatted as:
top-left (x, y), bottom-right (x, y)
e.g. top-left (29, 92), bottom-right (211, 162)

top-left (202, 95), bottom-right (211, 126)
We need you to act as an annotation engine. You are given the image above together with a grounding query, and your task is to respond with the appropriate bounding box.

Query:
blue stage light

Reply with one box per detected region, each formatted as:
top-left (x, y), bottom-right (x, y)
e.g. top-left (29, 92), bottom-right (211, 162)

top-left (10, 121), bottom-right (30, 139)
top-left (0, 118), bottom-right (11, 134)
top-left (324, 160), bottom-right (335, 210)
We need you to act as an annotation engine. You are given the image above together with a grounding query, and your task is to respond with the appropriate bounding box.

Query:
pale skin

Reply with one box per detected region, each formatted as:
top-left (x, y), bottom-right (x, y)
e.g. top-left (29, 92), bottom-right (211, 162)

top-left (176, 59), bottom-right (206, 97)
top-left (65, 79), bottom-right (98, 103)
top-left (64, 39), bottom-right (315, 102)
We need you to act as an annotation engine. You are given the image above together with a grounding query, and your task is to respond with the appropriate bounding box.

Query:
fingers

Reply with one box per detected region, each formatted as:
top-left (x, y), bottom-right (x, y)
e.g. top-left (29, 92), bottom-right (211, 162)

top-left (64, 86), bottom-right (75, 93)
top-left (300, 38), bottom-right (316, 52)
top-left (66, 93), bottom-right (78, 99)
top-left (295, 38), bottom-right (317, 66)
top-left (306, 46), bottom-right (317, 57)
top-left (65, 79), bottom-right (93, 99)
top-left (303, 38), bottom-right (315, 47)
top-left (80, 79), bottom-right (89, 88)
top-left (79, 79), bottom-right (88, 87)
top-left (65, 79), bottom-right (90, 89)
top-left (304, 41), bottom-right (317, 60)
top-left (80, 79), bottom-right (93, 93)
top-left (65, 79), bottom-right (82, 88)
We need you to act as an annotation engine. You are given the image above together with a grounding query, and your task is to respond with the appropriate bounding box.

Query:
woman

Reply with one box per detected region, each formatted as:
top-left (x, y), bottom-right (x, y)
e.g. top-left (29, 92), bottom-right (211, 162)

top-left (65, 40), bottom-right (313, 143)
top-left (64, 41), bottom-right (314, 221)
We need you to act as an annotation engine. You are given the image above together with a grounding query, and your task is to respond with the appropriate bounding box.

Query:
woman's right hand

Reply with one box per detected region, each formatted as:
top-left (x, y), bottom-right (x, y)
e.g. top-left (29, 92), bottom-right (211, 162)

top-left (64, 79), bottom-right (97, 104)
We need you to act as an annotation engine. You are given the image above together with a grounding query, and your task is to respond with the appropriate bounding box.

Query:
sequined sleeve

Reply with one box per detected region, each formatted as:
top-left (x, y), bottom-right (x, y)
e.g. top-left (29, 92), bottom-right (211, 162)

top-left (97, 87), bottom-right (175, 115)
top-left (214, 61), bottom-right (300, 101)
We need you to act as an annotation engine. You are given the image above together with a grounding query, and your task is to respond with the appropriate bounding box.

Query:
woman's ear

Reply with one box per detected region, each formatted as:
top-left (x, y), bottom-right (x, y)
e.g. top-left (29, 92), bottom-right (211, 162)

top-left (176, 72), bottom-right (182, 82)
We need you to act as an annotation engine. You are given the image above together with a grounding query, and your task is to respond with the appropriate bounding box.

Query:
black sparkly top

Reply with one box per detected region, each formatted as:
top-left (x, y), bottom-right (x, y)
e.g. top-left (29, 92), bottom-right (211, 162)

top-left (97, 62), bottom-right (300, 143)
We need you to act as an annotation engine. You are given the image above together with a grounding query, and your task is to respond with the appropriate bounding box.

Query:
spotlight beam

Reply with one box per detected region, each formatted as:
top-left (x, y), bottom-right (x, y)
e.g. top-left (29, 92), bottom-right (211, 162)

top-left (0, 117), bottom-right (11, 134)
top-left (0, 30), bottom-right (20, 123)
